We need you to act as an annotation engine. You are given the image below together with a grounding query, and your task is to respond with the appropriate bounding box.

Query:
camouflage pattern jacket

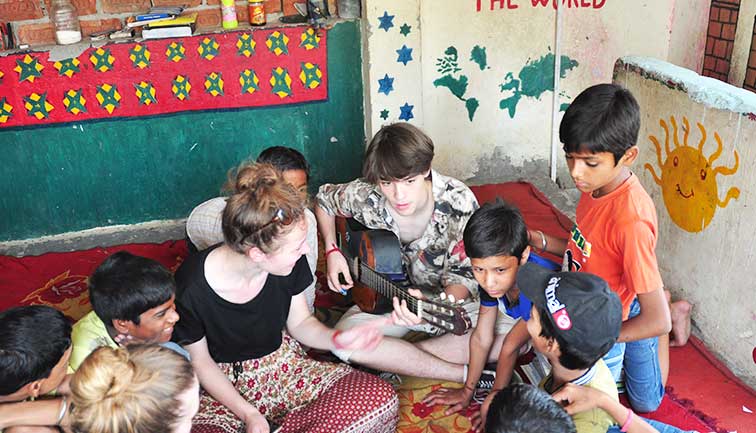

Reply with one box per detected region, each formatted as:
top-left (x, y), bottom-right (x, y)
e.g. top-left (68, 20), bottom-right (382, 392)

top-left (317, 170), bottom-right (479, 298)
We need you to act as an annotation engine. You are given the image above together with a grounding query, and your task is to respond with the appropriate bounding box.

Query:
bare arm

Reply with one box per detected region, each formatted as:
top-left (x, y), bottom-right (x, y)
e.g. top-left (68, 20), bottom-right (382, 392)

top-left (184, 338), bottom-right (268, 433)
top-left (286, 293), bottom-right (338, 350)
top-left (527, 229), bottom-right (568, 256)
top-left (0, 399), bottom-right (68, 429)
top-left (315, 203), bottom-right (353, 292)
top-left (552, 384), bottom-right (659, 433)
top-left (491, 320), bottom-right (531, 391)
top-left (618, 288), bottom-right (671, 342)
top-left (422, 305), bottom-right (498, 414)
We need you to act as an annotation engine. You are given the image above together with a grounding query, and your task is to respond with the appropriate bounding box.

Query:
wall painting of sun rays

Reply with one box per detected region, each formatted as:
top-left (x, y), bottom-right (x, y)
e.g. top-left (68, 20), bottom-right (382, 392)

top-left (645, 115), bottom-right (740, 233)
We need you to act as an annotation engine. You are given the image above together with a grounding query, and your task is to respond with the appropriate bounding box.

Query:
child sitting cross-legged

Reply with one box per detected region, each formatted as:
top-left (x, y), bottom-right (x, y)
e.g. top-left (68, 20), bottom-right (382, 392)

top-left (68, 251), bottom-right (187, 372)
top-left (476, 264), bottom-right (695, 433)
top-left (0, 305), bottom-right (73, 433)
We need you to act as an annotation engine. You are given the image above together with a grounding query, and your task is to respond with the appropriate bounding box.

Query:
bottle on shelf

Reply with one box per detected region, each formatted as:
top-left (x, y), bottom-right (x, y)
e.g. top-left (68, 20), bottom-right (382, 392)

top-left (49, 0), bottom-right (82, 45)
top-left (221, 0), bottom-right (239, 29)
top-left (248, 1), bottom-right (266, 26)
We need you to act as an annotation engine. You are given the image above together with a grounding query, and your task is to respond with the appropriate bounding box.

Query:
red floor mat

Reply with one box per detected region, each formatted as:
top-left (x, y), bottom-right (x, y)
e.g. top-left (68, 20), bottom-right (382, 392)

top-left (0, 240), bottom-right (188, 321)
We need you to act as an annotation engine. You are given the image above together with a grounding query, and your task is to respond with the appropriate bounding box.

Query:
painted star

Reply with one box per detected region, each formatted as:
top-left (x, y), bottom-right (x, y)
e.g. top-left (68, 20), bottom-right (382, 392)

top-left (379, 109), bottom-right (389, 120)
top-left (399, 23), bottom-right (411, 36)
top-left (377, 74), bottom-right (394, 96)
top-left (396, 45), bottom-right (413, 65)
top-left (399, 103), bottom-right (414, 121)
top-left (377, 11), bottom-right (394, 32)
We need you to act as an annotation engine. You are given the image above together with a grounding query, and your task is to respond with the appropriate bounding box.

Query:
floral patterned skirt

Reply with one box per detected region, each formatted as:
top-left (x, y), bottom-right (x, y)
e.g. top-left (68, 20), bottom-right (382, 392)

top-left (192, 333), bottom-right (398, 433)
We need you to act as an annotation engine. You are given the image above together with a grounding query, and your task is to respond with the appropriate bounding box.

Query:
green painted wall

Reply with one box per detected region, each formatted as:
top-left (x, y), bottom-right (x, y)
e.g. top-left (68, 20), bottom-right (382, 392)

top-left (0, 21), bottom-right (365, 242)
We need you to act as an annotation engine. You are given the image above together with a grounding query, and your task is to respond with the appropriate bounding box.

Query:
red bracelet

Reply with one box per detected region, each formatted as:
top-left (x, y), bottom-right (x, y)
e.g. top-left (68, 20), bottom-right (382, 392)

top-left (325, 244), bottom-right (341, 258)
top-left (331, 330), bottom-right (345, 350)
top-left (620, 408), bottom-right (634, 432)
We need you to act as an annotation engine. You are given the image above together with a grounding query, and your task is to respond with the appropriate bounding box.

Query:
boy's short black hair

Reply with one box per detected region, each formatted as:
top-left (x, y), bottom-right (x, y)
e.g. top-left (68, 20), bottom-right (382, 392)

top-left (485, 384), bottom-right (576, 433)
top-left (0, 305), bottom-right (72, 396)
top-left (560, 83), bottom-right (640, 164)
top-left (463, 199), bottom-right (528, 259)
top-left (256, 146), bottom-right (310, 180)
top-left (362, 123), bottom-right (434, 184)
top-left (89, 252), bottom-right (175, 326)
top-left (537, 306), bottom-right (606, 370)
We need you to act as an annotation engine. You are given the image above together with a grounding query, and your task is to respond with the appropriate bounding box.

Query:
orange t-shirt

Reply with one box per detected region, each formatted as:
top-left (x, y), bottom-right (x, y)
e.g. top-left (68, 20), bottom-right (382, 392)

top-left (564, 174), bottom-right (663, 320)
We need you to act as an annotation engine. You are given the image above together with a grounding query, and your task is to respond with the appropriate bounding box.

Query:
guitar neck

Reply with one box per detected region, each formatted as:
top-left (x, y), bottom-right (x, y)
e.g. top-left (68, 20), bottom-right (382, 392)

top-left (355, 261), bottom-right (421, 312)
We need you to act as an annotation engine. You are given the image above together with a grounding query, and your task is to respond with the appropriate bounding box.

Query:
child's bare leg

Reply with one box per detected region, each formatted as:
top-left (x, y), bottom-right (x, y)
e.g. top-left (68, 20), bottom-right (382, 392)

top-left (665, 290), bottom-right (692, 347)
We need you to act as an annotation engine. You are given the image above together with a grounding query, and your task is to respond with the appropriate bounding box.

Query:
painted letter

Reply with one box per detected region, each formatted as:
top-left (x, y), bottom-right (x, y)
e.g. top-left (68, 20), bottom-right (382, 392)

top-left (477, 0), bottom-right (482, 11)
top-left (531, 0), bottom-right (549, 6)
top-left (508, 0), bottom-right (519, 9)
top-left (594, 0), bottom-right (606, 8)
top-left (581, 0), bottom-right (590, 6)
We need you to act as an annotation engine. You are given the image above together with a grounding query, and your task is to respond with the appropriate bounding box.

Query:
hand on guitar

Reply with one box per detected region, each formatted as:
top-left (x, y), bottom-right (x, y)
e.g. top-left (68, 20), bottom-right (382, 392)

top-left (468, 390), bottom-right (497, 432)
top-left (325, 247), bottom-right (353, 294)
top-left (391, 288), bottom-right (425, 327)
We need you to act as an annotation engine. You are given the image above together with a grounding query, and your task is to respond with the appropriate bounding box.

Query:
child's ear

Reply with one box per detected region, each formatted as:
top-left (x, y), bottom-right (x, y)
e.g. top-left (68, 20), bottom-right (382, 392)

top-left (621, 146), bottom-right (639, 165)
top-left (520, 246), bottom-right (531, 265)
top-left (112, 319), bottom-right (133, 335)
top-left (545, 337), bottom-right (561, 356)
top-left (25, 380), bottom-right (43, 399)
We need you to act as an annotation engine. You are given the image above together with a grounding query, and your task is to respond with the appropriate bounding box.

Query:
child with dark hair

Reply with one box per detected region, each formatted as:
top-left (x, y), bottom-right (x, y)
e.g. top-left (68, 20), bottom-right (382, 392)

top-left (418, 200), bottom-right (554, 412)
top-left (528, 83), bottom-right (692, 412)
top-left (69, 251), bottom-right (184, 371)
top-left (484, 383), bottom-right (661, 433)
top-left (485, 384), bottom-right (576, 433)
top-left (477, 264), bottom-right (693, 433)
top-left (0, 305), bottom-right (72, 432)
top-left (315, 122), bottom-right (480, 379)
top-left (186, 145), bottom-right (318, 312)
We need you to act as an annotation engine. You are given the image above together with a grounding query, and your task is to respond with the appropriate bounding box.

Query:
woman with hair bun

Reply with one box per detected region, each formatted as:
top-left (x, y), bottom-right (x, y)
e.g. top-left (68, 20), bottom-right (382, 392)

top-left (70, 344), bottom-right (198, 433)
top-left (172, 163), bottom-right (398, 433)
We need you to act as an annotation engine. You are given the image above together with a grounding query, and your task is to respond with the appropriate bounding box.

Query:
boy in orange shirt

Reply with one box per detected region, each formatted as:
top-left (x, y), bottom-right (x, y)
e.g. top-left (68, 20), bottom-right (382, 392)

top-left (529, 84), bottom-right (691, 412)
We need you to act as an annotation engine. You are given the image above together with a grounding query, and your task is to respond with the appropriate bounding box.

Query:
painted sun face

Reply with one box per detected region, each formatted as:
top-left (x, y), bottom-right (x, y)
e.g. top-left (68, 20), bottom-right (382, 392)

top-left (645, 116), bottom-right (740, 233)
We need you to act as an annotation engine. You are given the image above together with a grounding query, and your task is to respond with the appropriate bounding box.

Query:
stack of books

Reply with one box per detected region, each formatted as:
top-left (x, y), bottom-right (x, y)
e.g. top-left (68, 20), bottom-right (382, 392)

top-left (126, 6), bottom-right (197, 40)
top-left (141, 12), bottom-right (198, 40)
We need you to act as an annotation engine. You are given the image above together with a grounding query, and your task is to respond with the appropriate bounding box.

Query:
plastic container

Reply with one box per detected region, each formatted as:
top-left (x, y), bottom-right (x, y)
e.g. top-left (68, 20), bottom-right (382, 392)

top-left (49, 0), bottom-right (82, 45)
top-left (221, 0), bottom-right (239, 29)
top-left (248, 1), bottom-right (266, 26)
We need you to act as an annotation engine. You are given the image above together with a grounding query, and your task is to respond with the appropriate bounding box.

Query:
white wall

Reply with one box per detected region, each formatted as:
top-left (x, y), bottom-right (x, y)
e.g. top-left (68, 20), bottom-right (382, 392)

top-left (361, 0), bottom-right (709, 183)
top-left (618, 57), bottom-right (756, 388)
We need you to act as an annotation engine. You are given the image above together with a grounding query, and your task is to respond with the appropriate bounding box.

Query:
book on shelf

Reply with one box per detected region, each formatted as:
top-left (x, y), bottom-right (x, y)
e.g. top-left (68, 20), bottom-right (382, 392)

top-left (146, 12), bottom-right (198, 28)
top-left (127, 16), bottom-right (175, 28)
top-left (141, 25), bottom-right (194, 40)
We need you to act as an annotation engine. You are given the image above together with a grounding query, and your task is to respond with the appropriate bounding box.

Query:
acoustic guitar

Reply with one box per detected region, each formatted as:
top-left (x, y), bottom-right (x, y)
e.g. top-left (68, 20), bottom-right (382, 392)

top-left (336, 218), bottom-right (472, 336)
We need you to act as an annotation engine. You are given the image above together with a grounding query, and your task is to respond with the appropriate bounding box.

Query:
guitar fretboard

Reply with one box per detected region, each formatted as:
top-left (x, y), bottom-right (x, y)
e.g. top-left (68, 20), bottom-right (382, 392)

top-left (357, 262), bottom-right (421, 312)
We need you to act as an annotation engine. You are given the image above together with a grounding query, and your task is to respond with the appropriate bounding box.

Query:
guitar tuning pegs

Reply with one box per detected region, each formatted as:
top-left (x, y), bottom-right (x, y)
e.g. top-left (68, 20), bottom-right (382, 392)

top-left (458, 299), bottom-right (465, 304)
top-left (440, 293), bottom-right (447, 300)
top-left (447, 294), bottom-right (456, 303)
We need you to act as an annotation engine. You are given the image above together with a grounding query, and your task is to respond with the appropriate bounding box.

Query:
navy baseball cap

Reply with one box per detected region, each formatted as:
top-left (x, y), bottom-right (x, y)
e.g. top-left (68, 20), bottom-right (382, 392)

top-left (516, 263), bottom-right (622, 359)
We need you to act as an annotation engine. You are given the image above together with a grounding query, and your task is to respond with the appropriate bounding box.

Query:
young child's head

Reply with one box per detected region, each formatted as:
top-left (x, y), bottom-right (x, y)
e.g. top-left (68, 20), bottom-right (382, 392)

top-left (463, 200), bottom-right (529, 298)
top-left (517, 263), bottom-right (622, 370)
top-left (485, 383), bottom-right (576, 433)
top-left (0, 305), bottom-right (72, 401)
top-left (560, 84), bottom-right (640, 194)
top-left (89, 252), bottom-right (179, 344)
top-left (256, 146), bottom-right (310, 200)
top-left (71, 344), bottom-right (198, 433)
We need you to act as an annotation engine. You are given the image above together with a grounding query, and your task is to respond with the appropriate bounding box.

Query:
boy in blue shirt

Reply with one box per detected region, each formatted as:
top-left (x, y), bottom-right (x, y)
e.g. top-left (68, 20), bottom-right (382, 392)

top-left (419, 200), bottom-right (556, 414)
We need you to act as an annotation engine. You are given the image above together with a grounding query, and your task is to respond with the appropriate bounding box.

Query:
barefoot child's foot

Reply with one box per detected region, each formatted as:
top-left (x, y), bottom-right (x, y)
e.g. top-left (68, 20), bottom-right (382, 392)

top-left (670, 300), bottom-right (692, 347)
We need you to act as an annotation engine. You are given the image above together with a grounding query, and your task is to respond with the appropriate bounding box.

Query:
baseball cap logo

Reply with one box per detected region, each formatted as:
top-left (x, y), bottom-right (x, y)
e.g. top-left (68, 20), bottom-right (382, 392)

top-left (552, 309), bottom-right (572, 330)
top-left (544, 276), bottom-right (573, 330)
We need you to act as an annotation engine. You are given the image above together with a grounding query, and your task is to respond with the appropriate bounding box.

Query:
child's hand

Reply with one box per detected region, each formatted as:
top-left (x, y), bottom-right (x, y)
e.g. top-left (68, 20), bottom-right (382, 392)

top-left (470, 390), bottom-right (498, 432)
top-left (550, 382), bottom-right (603, 415)
top-left (113, 333), bottom-right (135, 345)
top-left (422, 386), bottom-right (473, 415)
